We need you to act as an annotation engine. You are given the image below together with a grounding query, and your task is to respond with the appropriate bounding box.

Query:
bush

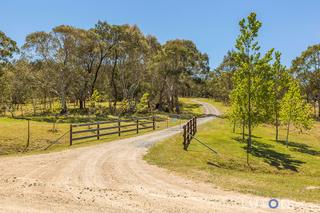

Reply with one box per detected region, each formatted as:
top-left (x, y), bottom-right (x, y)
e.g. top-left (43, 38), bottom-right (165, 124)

top-left (136, 93), bottom-right (150, 113)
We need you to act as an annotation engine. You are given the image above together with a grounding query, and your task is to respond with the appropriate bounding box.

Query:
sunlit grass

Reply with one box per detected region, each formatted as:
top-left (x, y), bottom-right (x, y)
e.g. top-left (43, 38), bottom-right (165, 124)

top-left (145, 99), bottom-right (320, 203)
top-left (0, 98), bottom-right (202, 156)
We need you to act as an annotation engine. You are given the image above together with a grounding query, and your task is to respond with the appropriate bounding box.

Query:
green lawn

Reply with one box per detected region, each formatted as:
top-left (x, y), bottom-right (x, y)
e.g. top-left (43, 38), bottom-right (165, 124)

top-left (144, 98), bottom-right (320, 203)
top-left (0, 98), bottom-right (202, 156)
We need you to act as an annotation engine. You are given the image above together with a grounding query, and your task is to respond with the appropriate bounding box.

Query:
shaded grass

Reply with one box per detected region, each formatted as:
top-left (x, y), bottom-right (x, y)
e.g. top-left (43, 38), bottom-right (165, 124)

top-left (144, 99), bottom-right (320, 203)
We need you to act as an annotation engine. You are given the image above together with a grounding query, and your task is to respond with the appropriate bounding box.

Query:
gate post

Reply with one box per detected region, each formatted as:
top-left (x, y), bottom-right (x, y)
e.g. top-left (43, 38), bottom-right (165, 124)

top-left (118, 120), bottom-right (121, 136)
top-left (183, 125), bottom-right (187, 150)
top-left (136, 119), bottom-right (139, 134)
top-left (69, 124), bottom-right (73, 146)
top-left (97, 123), bottom-right (100, 140)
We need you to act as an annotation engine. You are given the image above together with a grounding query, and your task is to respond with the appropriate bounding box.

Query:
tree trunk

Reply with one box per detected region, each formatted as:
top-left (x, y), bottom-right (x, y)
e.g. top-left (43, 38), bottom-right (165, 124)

top-left (247, 73), bottom-right (252, 153)
top-left (242, 119), bottom-right (245, 141)
top-left (110, 52), bottom-right (118, 115)
top-left (60, 92), bottom-right (67, 114)
top-left (286, 121), bottom-right (290, 148)
top-left (318, 99), bottom-right (320, 118)
top-left (157, 83), bottom-right (165, 111)
top-left (275, 111), bottom-right (279, 142)
top-left (79, 100), bottom-right (84, 110)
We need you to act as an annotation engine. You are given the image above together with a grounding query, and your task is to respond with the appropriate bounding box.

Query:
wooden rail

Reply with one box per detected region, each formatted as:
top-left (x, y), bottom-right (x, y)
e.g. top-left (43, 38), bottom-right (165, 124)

top-left (183, 117), bottom-right (197, 150)
top-left (70, 117), bottom-right (156, 145)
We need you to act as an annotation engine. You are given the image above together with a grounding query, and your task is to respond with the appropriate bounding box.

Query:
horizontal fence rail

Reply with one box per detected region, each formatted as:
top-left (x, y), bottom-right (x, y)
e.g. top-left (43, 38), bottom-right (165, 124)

top-left (183, 117), bottom-right (197, 150)
top-left (69, 116), bottom-right (158, 145)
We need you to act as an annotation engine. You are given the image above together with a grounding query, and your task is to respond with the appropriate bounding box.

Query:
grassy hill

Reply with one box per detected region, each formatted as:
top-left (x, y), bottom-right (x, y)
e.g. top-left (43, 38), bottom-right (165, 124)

top-left (144, 98), bottom-right (320, 203)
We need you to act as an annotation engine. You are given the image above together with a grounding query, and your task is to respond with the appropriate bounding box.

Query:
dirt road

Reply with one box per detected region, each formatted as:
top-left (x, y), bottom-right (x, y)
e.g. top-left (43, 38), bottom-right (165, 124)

top-left (0, 101), bottom-right (319, 212)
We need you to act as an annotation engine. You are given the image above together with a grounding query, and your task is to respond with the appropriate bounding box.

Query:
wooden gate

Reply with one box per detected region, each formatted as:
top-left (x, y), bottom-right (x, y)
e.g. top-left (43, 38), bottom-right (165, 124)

top-left (183, 117), bottom-right (197, 150)
top-left (69, 117), bottom-right (155, 145)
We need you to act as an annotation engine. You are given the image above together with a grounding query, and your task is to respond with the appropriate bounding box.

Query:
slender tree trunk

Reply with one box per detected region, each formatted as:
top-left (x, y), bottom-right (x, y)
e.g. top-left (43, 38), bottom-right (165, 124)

top-left (60, 92), bottom-right (67, 114)
top-left (232, 121), bottom-right (236, 133)
top-left (157, 83), bottom-right (165, 111)
top-left (110, 52), bottom-right (118, 115)
top-left (247, 71), bottom-right (252, 153)
top-left (318, 99), bottom-right (320, 118)
top-left (242, 119), bottom-right (245, 141)
top-left (275, 110), bottom-right (279, 142)
top-left (286, 120), bottom-right (290, 148)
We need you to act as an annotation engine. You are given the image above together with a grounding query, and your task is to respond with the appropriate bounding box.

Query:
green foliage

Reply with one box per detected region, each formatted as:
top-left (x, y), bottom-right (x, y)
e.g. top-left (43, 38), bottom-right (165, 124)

top-left (145, 103), bottom-right (320, 203)
top-left (207, 51), bottom-right (236, 103)
top-left (89, 90), bottom-right (101, 103)
top-left (231, 12), bottom-right (274, 155)
top-left (291, 44), bottom-right (320, 118)
top-left (136, 92), bottom-right (150, 113)
top-left (280, 80), bottom-right (313, 142)
top-left (0, 31), bottom-right (18, 67)
top-left (119, 99), bottom-right (130, 115)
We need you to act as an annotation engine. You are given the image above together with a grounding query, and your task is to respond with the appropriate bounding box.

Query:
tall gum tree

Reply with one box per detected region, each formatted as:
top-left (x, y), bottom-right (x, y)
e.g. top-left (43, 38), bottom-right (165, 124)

top-left (291, 44), bottom-right (320, 118)
top-left (0, 31), bottom-right (18, 112)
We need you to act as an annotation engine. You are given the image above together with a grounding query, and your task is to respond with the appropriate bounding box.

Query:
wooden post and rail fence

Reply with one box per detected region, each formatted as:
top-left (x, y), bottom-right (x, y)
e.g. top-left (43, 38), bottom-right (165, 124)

top-left (69, 117), bottom-right (157, 146)
top-left (183, 117), bottom-right (218, 154)
top-left (183, 117), bottom-right (197, 150)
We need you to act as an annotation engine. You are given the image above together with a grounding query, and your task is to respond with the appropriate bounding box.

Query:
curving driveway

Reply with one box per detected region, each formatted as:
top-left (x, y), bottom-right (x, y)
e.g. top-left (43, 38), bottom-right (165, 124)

top-left (0, 101), bottom-right (319, 212)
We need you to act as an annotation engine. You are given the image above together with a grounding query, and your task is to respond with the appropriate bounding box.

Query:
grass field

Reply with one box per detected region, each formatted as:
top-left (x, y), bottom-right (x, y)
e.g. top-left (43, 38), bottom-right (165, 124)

top-left (0, 98), bottom-right (203, 156)
top-left (145, 98), bottom-right (320, 203)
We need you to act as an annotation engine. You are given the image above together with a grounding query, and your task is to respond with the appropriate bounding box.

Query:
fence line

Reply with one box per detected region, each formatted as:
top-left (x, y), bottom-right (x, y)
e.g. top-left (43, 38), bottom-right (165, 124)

top-left (69, 116), bottom-right (158, 145)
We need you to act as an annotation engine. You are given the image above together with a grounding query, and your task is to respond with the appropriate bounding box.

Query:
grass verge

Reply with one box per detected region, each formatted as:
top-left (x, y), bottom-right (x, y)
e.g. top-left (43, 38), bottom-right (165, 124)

top-left (144, 98), bottom-right (320, 203)
top-left (0, 98), bottom-right (203, 156)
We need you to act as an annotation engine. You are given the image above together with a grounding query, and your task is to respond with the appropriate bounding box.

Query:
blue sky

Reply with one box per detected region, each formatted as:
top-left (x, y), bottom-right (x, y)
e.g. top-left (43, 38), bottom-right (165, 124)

top-left (1, 0), bottom-right (320, 68)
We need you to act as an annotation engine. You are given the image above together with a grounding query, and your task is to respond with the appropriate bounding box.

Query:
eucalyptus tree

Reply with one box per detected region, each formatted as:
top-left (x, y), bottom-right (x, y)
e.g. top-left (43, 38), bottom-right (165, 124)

top-left (291, 44), bottom-right (320, 118)
top-left (0, 31), bottom-right (18, 70)
top-left (208, 51), bottom-right (237, 102)
top-left (231, 12), bottom-right (274, 162)
top-left (0, 31), bottom-right (18, 112)
top-left (151, 39), bottom-right (209, 112)
top-left (24, 26), bottom-right (79, 114)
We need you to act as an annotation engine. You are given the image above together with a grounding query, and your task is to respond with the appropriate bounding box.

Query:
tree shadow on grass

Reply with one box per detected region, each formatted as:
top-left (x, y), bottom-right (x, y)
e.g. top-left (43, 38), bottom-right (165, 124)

top-left (232, 136), bottom-right (305, 172)
top-left (248, 145), bottom-right (305, 172)
top-left (276, 140), bottom-right (320, 156)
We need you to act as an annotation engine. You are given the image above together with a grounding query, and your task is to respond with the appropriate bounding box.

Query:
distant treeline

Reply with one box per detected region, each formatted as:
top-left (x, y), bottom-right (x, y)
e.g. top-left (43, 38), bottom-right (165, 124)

top-left (0, 22), bottom-right (209, 115)
top-left (0, 17), bottom-right (319, 122)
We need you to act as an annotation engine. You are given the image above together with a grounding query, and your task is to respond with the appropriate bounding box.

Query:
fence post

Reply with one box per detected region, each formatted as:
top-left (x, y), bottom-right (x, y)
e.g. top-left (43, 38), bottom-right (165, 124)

top-left (191, 118), bottom-right (194, 136)
top-left (25, 119), bottom-right (30, 150)
top-left (70, 124), bottom-right (73, 146)
top-left (193, 117), bottom-right (195, 135)
top-left (153, 116), bottom-right (155, 130)
top-left (136, 119), bottom-right (139, 134)
top-left (97, 123), bottom-right (100, 140)
top-left (183, 125), bottom-right (187, 150)
top-left (195, 117), bottom-right (197, 133)
top-left (118, 120), bottom-right (121, 136)
top-left (188, 121), bottom-right (191, 145)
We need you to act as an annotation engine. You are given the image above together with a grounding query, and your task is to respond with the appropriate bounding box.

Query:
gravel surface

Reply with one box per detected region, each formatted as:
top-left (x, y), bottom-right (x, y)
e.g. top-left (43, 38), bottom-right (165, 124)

top-left (0, 101), bottom-right (319, 213)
